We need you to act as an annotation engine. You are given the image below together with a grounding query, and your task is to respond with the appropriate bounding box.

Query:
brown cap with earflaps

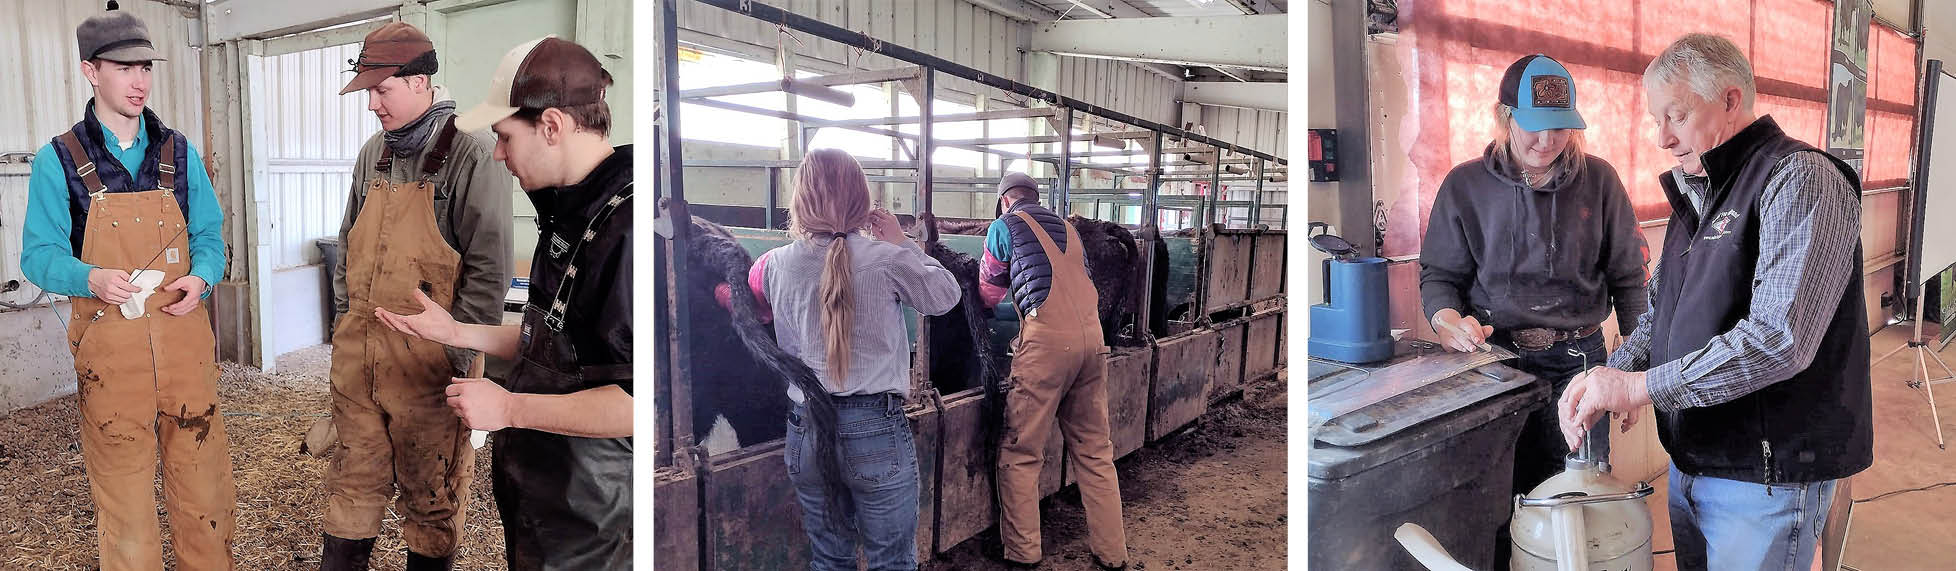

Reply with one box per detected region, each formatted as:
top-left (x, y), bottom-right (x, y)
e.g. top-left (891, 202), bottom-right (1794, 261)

top-left (340, 22), bottom-right (436, 95)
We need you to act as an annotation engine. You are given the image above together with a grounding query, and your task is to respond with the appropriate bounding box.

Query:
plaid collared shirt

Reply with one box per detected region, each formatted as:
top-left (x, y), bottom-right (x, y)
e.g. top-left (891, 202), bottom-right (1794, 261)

top-left (1608, 151), bottom-right (1862, 411)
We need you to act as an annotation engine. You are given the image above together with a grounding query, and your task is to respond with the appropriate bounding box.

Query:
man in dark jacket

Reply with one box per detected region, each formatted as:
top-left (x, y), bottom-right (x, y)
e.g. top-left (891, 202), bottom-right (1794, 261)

top-left (374, 36), bottom-right (632, 570)
top-left (1559, 33), bottom-right (1870, 570)
top-left (981, 172), bottom-right (1128, 569)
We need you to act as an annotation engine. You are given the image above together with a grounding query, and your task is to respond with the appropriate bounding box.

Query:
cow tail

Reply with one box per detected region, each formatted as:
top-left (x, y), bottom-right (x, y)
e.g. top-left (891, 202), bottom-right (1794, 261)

top-left (709, 235), bottom-right (856, 529)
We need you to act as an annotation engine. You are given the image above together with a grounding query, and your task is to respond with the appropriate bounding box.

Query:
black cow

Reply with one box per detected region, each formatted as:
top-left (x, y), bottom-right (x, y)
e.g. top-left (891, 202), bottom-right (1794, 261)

top-left (927, 215), bottom-right (1165, 347)
top-left (680, 218), bottom-right (793, 450)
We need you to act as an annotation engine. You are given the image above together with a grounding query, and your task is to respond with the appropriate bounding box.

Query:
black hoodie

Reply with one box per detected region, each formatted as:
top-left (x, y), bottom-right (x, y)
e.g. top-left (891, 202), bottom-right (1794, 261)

top-left (1419, 143), bottom-right (1649, 334)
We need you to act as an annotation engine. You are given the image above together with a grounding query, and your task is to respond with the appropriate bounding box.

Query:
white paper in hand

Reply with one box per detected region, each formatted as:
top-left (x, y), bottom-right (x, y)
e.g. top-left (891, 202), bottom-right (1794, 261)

top-left (471, 429), bottom-right (489, 449)
top-left (121, 269), bottom-right (165, 319)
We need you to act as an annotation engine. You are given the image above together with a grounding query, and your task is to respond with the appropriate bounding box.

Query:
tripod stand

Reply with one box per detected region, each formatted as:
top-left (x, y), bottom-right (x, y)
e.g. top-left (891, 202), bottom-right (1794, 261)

top-left (1875, 282), bottom-right (1956, 448)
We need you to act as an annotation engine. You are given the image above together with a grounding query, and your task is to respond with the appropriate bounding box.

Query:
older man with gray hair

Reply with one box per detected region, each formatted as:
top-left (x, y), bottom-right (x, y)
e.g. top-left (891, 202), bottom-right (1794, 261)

top-left (1555, 33), bottom-right (1871, 569)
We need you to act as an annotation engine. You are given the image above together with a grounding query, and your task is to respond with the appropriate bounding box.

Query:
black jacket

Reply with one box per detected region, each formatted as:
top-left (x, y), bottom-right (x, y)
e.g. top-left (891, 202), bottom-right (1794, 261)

top-left (1420, 143), bottom-right (1650, 333)
top-left (1649, 117), bottom-right (1872, 484)
top-left (496, 144), bottom-right (634, 569)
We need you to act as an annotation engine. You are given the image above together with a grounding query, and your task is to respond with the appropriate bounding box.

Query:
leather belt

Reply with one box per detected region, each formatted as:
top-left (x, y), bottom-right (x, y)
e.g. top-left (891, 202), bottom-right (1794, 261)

top-left (1508, 325), bottom-right (1601, 352)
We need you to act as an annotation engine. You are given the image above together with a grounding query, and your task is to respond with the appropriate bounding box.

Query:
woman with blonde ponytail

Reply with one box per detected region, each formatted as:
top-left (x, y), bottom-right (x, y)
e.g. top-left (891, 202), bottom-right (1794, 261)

top-left (743, 148), bottom-right (962, 570)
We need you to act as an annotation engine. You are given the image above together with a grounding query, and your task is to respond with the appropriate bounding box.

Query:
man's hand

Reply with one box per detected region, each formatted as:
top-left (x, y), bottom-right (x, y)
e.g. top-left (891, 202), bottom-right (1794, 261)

top-left (159, 276), bottom-right (206, 316)
top-left (1558, 366), bottom-right (1654, 451)
top-left (867, 208), bottom-right (909, 244)
top-left (375, 289), bottom-right (460, 346)
top-left (446, 377), bottom-right (518, 431)
top-left (1430, 308), bottom-right (1493, 353)
top-left (88, 268), bottom-right (141, 305)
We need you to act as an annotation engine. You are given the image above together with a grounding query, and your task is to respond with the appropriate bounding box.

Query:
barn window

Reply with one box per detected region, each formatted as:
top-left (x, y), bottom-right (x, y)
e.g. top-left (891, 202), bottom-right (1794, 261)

top-left (898, 97), bottom-right (988, 170)
top-left (799, 78), bottom-right (897, 161)
top-left (1379, 0), bottom-right (1919, 259)
top-left (676, 51), bottom-right (788, 149)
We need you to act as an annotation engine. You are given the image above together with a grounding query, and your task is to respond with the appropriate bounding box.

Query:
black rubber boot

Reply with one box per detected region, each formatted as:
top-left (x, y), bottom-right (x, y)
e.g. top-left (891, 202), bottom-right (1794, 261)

top-left (320, 534), bottom-right (375, 571)
top-left (405, 550), bottom-right (456, 571)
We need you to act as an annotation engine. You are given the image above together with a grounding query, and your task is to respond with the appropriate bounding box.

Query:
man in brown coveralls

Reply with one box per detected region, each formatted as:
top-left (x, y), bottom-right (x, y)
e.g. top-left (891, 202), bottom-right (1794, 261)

top-left (319, 21), bottom-right (513, 571)
top-left (21, 9), bottom-right (237, 570)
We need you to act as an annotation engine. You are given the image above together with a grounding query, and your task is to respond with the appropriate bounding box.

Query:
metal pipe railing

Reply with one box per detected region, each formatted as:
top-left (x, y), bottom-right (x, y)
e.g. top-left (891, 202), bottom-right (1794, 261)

top-left (691, 0), bottom-right (1286, 165)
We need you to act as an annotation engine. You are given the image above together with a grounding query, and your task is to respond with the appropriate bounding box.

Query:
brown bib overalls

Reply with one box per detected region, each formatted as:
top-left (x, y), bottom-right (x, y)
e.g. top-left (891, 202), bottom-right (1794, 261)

top-left (995, 211), bottom-right (1128, 565)
top-left (57, 132), bottom-right (238, 571)
top-left (323, 120), bottom-right (476, 557)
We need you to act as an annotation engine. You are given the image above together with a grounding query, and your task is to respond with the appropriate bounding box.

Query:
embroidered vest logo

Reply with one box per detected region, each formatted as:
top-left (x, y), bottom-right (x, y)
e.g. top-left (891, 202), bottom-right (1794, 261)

top-left (1704, 209), bottom-right (1742, 240)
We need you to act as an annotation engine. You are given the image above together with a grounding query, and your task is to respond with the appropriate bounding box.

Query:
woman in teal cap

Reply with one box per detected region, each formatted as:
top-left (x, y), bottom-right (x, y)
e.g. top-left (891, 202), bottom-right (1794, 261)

top-left (1419, 53), bottom-right (1651, 502)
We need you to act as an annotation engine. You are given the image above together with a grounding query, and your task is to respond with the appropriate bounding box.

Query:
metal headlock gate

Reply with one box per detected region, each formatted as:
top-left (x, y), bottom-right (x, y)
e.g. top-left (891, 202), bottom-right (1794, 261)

top-left (654, 0), bottom-right (1289, 567)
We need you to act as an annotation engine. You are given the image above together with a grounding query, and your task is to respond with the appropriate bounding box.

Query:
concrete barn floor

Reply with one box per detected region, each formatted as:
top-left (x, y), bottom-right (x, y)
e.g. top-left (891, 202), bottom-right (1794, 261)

top-left (0, 344), bottom-right (510, 570)
top-left (1632, 325), bottom-right (1956, 571)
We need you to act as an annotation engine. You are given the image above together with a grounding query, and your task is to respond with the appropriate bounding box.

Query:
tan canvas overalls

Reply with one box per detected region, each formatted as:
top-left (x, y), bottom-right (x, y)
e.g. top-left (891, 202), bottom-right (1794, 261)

top-left (57, 132), bottom-right (238, 571)
top-left (995, 211), bottom-right (1128, 565)
top-left (323, 118), bottom-right (476, 557)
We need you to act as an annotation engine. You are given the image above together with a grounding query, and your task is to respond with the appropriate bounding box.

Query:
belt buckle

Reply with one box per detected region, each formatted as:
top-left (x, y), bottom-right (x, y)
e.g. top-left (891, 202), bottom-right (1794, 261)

top-left (1512, 328), bottom-right (1556, 352)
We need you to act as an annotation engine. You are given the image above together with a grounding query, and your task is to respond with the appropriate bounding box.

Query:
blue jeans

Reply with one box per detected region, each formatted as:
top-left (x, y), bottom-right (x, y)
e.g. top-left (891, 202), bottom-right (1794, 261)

top-left (785, 393), bottom-right (921, 571)
top-left (1495, 332), bottom-right (1612, 494)
top-left (1668, 464), bottom-right (1837, 571)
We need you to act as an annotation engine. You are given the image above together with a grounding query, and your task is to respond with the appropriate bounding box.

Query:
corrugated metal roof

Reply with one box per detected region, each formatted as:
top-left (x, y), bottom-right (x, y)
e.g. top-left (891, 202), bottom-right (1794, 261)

top-left (1031, 0), bottom-right (1286, 19)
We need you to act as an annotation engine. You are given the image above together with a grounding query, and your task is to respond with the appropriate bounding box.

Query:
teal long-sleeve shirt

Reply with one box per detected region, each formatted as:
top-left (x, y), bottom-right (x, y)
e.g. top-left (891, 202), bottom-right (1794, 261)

top-left (21, 114), bottom-right (225, 299)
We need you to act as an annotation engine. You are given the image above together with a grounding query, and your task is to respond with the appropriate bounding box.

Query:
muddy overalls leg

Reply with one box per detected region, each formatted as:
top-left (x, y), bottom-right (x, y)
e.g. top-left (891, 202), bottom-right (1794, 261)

top-left (324, 119), bottom-right (476, 561)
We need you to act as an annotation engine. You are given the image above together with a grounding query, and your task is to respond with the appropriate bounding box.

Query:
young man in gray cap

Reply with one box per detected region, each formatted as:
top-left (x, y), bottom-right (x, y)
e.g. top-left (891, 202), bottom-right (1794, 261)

top-left (320, 20), bottom-right (513, 571)
top-left (979, 172), bottom-right (1128, 569)
top-left (19, 9), bottom-right (235, 571)
top-left (373, 35), bottom-right (632, 570)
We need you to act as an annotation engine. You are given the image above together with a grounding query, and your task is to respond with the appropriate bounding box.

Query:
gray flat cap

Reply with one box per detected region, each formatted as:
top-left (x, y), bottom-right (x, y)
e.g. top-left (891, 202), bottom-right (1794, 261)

top-left (997, 171), bottom-right (1040, 197)
top-left (77, 11), bottom-right (165, 63)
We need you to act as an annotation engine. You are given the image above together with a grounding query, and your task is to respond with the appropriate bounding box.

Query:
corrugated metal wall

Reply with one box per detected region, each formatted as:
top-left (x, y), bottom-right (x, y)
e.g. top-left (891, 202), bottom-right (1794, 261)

top-left (1196, 103), bottom-right (1288, 159)
top-left (675, 0), bottom-right (1178, 125)
top-left (0, 0), bottom-right (206, 307)
top-left (1056, 55), bottom-right (1179, 128)
top-left (255, 43), bottom-right (379, 270)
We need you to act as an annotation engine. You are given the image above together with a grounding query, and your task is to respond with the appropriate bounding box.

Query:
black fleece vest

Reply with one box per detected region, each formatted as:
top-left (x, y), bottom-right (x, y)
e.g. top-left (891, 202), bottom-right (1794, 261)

top-left (1650, 116), bottom-right (1872, 484)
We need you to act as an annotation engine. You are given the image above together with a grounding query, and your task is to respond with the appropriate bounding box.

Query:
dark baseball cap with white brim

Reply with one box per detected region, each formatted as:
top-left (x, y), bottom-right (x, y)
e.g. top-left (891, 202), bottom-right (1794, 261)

top-left (455, 36), bottom-right (611, 132)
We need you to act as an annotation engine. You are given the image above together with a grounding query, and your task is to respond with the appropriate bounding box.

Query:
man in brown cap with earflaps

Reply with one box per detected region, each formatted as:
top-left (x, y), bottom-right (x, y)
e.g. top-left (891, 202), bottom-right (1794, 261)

top-left (372, 35), bottom-right (632, 570)
top-left (319, 20), bottom-right (513, 571)
top-left (20, 6), bottom-right (236, 571)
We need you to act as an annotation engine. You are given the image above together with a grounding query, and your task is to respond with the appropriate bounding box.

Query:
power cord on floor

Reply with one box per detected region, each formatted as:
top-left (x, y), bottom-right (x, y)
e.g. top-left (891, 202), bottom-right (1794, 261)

top-left (1853, 481), bottom-right (1956, 504)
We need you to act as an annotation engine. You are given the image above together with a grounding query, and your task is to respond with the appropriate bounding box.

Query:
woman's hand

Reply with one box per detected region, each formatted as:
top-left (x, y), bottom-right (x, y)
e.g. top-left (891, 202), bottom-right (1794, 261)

top-left (1430, 308), bottom-right (1493, 353)
top-left (867, 208), bottom-right (910, 244)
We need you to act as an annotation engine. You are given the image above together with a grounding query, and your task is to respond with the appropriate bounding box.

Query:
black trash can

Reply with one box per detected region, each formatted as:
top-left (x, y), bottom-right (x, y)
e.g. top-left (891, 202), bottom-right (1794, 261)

top-left (1306, 348), bottom-right (1547, 570)
top-left (317, 238), bottom-right (343, 339)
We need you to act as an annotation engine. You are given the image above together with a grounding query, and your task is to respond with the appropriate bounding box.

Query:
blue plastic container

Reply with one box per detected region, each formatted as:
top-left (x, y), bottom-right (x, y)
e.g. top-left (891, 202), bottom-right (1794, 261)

top-left (1308, 257), bottom-right (1394, 363)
